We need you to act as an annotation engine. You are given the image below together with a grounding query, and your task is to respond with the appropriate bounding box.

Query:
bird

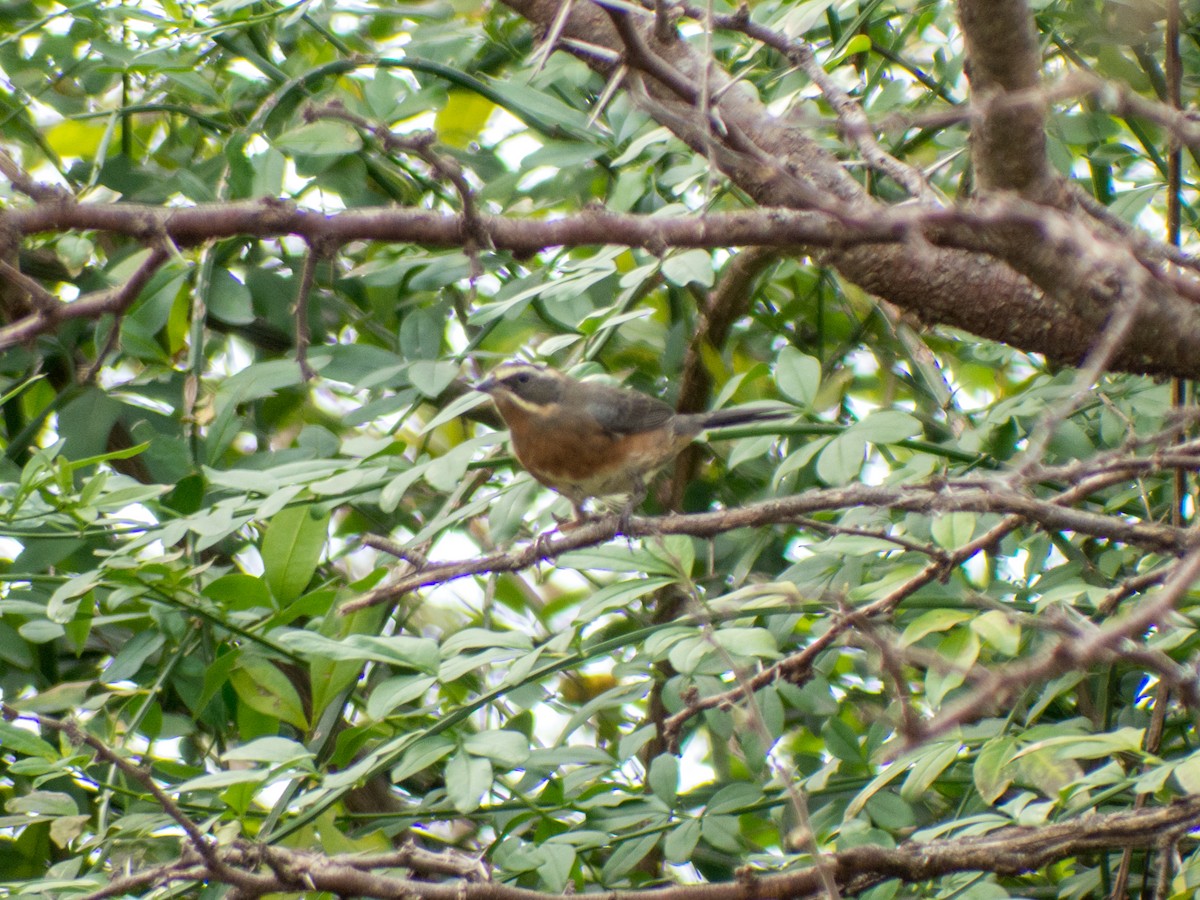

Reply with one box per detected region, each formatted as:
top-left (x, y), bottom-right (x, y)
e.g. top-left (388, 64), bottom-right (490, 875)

top-left (474, 360), bottom-right (789, 522)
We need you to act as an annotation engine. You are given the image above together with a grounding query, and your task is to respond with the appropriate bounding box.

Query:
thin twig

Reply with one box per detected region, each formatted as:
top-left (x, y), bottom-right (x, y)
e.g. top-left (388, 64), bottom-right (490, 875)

top-left (0, 245), bottom-right (170, 348)
top-left (0, 147), bottom-right (71, 201)
top-left (0, 704), bottom-right (223, 872)
top-left (294, 247), bottom-right (320, 381)
top-left (671, 0), bottom-right (934, 199)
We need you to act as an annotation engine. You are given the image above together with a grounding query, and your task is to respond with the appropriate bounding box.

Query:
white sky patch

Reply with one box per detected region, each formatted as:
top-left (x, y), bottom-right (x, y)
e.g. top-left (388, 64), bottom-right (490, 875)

top-left (493, 131), bottom-right (544, 172)
top-left (0, 536), bottom-right (22, 561)
top-left (110, 390), bottom-right (176, 417)
top-left (961, 552), bottom-right (988, 587)
top-left (677, 729), bottom-right (714, 793)
top-left (516, 166), bottom-right (563, 192)
top-left (235, 545), bottom-right (264, 577)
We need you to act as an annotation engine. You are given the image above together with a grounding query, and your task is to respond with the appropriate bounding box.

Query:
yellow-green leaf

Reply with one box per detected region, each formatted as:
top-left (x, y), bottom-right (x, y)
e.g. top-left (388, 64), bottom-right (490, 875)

top-left (436, 90), bottom-right (497, 148)
top-left (45, 120), bottom-right (107, 158)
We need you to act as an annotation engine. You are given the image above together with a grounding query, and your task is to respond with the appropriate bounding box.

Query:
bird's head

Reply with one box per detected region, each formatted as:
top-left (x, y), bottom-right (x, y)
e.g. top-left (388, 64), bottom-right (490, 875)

top-left (474, 361), bottom-right (567, 413)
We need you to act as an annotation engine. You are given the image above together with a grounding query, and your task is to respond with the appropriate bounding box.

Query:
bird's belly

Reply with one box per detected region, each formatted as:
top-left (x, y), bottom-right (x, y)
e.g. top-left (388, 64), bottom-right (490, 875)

top-left (514, 426), bottom-right (680, 500)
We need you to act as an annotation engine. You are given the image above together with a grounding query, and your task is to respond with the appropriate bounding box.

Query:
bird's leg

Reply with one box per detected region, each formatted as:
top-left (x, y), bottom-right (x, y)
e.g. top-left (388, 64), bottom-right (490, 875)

top-left (617, 476), bottom-right (647, 537)
top-left (550, 498), bottom-right (590, 531)
top-left (531, 500), bottom-right (577, 557)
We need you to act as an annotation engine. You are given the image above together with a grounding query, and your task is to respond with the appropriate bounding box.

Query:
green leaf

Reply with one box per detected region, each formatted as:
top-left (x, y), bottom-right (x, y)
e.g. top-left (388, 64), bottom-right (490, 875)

top-left (229, 656), bottom-right (309, 731)
top-left (700, 814), bottom-right (742, 853)
top-left (926, 627), bottom-right (979, 707)
top-left (102, 631), bottom-right (165, 684)
top-left (647, 754), bottom-right (679, 806)
top-left (174, 768), bottom-right (267, 793)
top-left (391, 735), bottom-right (455, 784)
top-left (380, 465), bottom-right (427, 514)
top-left (223, 737), bottom-right (315, 765)
top-left (463, 730), bottom-right (531, 768)
top-left (367, 675), bottom-right (438, 719)
top-left (663, 818), bottom-right (701, 863)
top-left (853, 410), bottom-right (922, 443)
top-left (822, 718), bottom-right (865, 765)
top-left (712, 627), bottom-right (780, 660)
top-left (828, 32), bottom-right (872, 66)
top-left (558, 545), bottom-right (681, 575)
top-left (436, 90), bottom-right (498, 148)
top-left (208, 269), bottom-right (255, 325)
top-left (971, 610), bottom-right (1021, 656)
top-left (446, 750), bottom-right (493, 814)
top-left (816, 432), bottom-right (867, 484)
top-left (601, 832), bottom-right (659, 881)
top-left (974, 737), bottom-right (1017, 805)
top-left (274, 121), bottom-right (363, 157)
top-left (1015, 727), bottom-right (1146, 762)
top-left (1173, 752), bottom-right (1200, 794)
top-left (6, 790), bottom-right (77, 817)
top-left (261, 505), bottom-right (330, 604)
top-left (902, 609), bottom-right (973, 645)
top-left (931, 511), bottom-right (976, 549)
top-left (900, 740), bottom-right (960, 801)
top-left (661, 250), bottom-right (714, 287)
top-left (706, 782), bottom-right (762, 815)
top-left (204, 574), bottom-right (272, 612)
top-left (409, 360), bottom-right (460, 398)
top-left (865, 791), bottom-right (916, 830)
top-left (46, 571), bottom-right (100, 625)
top-left (572, 576), bottom-right (677, 623)
top-left (17, 620), bottom-right (65, 645)
top-left (776, 347), bottom-right (821, 408)
top-left (0, 722), bottom-right (57, 760)
top-left (441, 628), bottom-right (533, 655)
top-left (537, 842), bottom-right (576, 892)
top-left (278, 632), bottom-right (439, 672)
top-left (424, 439), bottom-right (486, 492)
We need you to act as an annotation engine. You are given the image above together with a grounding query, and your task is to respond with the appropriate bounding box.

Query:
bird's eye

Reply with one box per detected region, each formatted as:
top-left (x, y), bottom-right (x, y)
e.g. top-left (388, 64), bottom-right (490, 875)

top-left (515, 372), bottom-right (531, 384)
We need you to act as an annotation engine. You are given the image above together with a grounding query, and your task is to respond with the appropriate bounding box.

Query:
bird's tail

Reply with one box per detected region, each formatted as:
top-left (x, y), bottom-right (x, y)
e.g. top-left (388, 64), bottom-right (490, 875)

top-left (696, 405), bottom-right (792, 431)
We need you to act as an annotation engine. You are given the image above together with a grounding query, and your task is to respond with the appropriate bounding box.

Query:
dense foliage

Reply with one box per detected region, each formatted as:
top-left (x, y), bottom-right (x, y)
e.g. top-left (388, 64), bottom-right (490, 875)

top-left (3, 0), bottom-right (1200, 898)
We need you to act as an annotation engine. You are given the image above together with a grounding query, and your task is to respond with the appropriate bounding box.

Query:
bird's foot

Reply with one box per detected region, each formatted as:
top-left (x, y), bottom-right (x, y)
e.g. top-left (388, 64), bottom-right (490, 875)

top-left (530, 528), bottom-right (558, 559)
top-left (551, 502), bottom-right (595, 532)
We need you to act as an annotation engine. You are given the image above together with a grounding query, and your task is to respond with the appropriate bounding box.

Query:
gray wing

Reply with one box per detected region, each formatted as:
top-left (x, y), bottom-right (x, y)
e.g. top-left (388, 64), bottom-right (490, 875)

top-left (583, 383), bottom-right (676, 435)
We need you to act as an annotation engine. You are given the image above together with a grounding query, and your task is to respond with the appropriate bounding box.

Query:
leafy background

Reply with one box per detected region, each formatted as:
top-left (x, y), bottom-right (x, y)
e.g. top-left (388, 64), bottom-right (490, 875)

top-left (1, 0), bottom-right (1199, 898)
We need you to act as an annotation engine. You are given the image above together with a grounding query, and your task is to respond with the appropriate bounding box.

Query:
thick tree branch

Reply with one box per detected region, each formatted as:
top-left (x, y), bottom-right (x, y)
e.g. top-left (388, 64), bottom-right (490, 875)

top-left (498, 0), bottom-right (1200, 389)
top-left (7, 198), bottom-right (1200, 379)
top-left (672, 1), bottom-right (934, 200)
top-left (958, 0), bottom-right (1055, 197)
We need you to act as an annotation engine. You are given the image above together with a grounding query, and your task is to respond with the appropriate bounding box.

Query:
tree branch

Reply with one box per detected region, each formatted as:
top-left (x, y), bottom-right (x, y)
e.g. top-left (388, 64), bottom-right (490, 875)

top-left (342, 468), bottom-right (1191, 614)
top-left (958, 0), bottom-right (1055, 197)
top-left (498, 0), bottom-right (1200, 385)
top-left (672, 0), bottom-right (934, 200)
top-left (76, 799), bottom-right (1200, 899)
top-left (910, 545), bottom-right (1200, 747)
top-left (6, 197), bottom-right (1200, 379)
top-left (0, 245), bottom-right (170, 347)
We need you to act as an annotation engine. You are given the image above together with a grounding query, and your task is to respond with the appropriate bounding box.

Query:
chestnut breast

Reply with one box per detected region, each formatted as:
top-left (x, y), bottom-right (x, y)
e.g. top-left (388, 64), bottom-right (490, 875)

top-left (492, 390), bottom-right (690, 501)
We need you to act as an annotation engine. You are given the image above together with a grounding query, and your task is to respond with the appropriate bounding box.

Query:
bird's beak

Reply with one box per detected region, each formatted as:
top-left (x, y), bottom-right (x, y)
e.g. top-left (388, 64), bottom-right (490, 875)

top-left (474, 376), bottom-right (498, 394)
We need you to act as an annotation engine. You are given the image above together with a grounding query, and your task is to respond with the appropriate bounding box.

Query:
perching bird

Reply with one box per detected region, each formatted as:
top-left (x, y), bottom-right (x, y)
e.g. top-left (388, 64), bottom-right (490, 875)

top-left (474, 360), bottom-right (788, 520)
